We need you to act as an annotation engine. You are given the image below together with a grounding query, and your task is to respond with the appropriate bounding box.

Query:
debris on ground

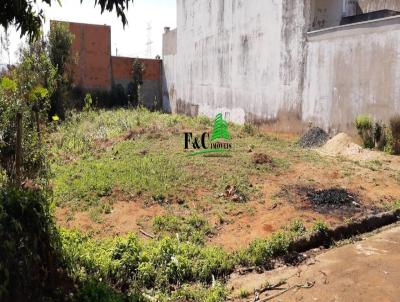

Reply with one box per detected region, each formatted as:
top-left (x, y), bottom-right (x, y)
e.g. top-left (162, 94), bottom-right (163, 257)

top-left (151, 194), bottom-right (186, 205)
top-left (252, 153), bottom-right (274, 165)
top-left (123, 129), bottom-right (142, 140)
top-left (221, 185), bottom-right (247, 203)
top-left (299, 127), bottom-right (329, 148)
top-left (306, 188), bottom-right (359, 208)
top-left (318, 133), bottom-right (384, 161)
top-left (138, 150), bottom-right (149, 156)
top-left (298, 187), bottom-right (360, 209)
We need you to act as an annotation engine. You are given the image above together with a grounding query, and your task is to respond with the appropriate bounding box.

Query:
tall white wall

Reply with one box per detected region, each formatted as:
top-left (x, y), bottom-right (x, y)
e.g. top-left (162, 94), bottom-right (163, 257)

top-left (163, 0), bottom-right (308, 131)
top-left (163, 0), bottom-right (400, 133)
top-left (303, 16), bottom-right (400, 133)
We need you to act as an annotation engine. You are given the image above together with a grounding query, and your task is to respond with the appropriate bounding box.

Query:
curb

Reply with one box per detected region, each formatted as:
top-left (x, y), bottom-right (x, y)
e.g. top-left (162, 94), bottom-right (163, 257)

top-left (289, 209), bottom-right (400, 253)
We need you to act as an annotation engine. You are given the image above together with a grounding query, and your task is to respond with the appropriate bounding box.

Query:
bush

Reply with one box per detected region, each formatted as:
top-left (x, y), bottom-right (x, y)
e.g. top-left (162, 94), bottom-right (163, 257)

top-left (373, 121), bottom-right (387, 151)
top-left (390, 115), bottom-right (400, 155)
top-left (312, 219), bottom-right (328, 233)
top-left (0, 40), bottom-right (56, 184)
top-left (0, 187), bottom-right (65, 301)
top-left (242, 123), bottom-right (256, 136)
top-left (75, 279), bottom-right (142, 302)
top-left (48, 22), bottom-right (75, 119)
top-left (384, 126), bottom-right (394, 154)
top-left (354, 115), bottom-right (374, 148)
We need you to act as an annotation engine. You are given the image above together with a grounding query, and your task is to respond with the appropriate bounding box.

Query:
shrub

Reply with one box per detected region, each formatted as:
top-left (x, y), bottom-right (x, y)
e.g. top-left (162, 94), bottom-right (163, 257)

top-left (83, 93), bottom-right (93, 112)
top-left (384, 126), bottom-right (394, 154)
top-left (287, 219), bottom-right (306, 235)
top-left (75, 279), bottom-right (142, 302)
top-left (0, 40), bottom-right (56, 184)
top-left (312, 219), bottom-right (329, 233)
top-left (0, 187), bottom-right (65, 301)
top-left (238, 230), bottom-right (293, 267)
top-left (390, 115), bottom-right (400, 155)
top-left (354, 115), bottom-right (374, 148)
top-left (48, 22), bottom-right (75, 119)
top-left (373, 121), bottom-right (387, 151)
top-left (242, 123), bottom-right (256, 136)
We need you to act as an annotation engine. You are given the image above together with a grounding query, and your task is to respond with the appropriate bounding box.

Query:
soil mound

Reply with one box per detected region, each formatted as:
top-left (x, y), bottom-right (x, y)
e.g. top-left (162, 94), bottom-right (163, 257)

top-left (299, 127), bottom-right (329, 148)
top-left (252, 153), bottom-right (274, 165)
top-left (319, 133), bottom-right (384, 161)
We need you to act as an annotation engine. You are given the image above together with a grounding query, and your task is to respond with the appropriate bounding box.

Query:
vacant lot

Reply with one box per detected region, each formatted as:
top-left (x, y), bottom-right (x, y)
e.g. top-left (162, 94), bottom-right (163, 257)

top-left (51, 108), bottom-right (400, 251)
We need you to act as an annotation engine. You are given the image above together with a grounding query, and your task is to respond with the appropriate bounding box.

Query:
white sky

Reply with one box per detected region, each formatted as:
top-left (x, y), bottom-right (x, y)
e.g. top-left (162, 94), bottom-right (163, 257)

top-left (0, 0), bottom-right (177, 64)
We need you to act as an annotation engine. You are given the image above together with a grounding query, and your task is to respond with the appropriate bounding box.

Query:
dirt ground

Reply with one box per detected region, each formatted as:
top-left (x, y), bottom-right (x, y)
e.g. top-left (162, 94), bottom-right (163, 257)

top-left (228, 224), bottom-right (400, 301)
top-left (56, 132), bottom-right (400, 251)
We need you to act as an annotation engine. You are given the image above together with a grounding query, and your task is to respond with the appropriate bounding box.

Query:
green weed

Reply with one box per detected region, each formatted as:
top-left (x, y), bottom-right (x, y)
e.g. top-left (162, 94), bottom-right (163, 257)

top-left (153, 214), bottom-right (213, 244)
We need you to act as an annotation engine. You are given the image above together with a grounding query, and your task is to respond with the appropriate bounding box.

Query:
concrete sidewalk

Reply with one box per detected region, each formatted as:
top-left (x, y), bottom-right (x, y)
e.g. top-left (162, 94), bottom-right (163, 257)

top-left (229, 225), bottom-right (400, 301)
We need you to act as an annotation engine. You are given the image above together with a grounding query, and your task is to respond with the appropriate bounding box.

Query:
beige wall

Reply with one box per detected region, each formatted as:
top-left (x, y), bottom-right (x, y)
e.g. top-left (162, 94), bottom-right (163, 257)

top-left (163, 1), bottom-right (400, 133)
top-left (310, 0), bottom-right (343, 30)
top-left (358, 0), bottom-right (400, 13)
top-left (303, 16), bottom-right (400, 133)
top-left (310, 0), bottom-right (400, 31)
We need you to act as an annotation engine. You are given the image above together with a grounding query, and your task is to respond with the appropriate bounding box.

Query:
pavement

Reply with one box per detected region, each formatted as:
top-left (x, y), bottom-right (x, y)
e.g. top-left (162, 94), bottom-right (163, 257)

top-left (229, 225), bottom-right (400, 302)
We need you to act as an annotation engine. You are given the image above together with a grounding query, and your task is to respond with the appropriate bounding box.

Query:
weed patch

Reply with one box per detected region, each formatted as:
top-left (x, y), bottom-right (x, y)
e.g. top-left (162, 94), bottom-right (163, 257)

top-left (153, 214), bottom-right (213, 244)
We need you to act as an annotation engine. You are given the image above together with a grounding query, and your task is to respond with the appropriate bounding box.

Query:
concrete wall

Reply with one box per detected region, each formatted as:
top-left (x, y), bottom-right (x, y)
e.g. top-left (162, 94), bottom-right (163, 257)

top-left (303, 16), bottom-right (400, 133)
top-left (310, 0), bottom-right (400, 31)
top-left (162, 28), bottom-right (177, 56)
top-left (310, 0), bottom-right (344, 30)
top-left (163, 1), bottom-right (400, 133)
top-left (163, 0), bottom-right (309, 131)
top-left (358, 0), bottom-right (400, 13)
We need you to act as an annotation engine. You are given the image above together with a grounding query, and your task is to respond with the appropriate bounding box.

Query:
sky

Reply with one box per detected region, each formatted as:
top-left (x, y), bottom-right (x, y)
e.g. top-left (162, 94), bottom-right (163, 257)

top-left (0, 0), bottom-right (177, 64)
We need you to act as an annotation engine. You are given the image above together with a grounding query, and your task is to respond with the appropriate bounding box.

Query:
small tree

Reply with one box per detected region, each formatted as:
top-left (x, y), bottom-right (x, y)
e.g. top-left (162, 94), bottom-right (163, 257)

top-left (130, 58), bottom-right (144, 106)
top-left (48, 22), bottom-right (74, 119)
top-left (0, 40), bottom-right (56, 184)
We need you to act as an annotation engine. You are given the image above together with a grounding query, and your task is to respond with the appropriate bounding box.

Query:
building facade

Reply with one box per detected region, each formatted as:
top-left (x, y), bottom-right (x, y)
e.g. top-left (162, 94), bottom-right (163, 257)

top-left (162, 0), bottom-right (400, 133)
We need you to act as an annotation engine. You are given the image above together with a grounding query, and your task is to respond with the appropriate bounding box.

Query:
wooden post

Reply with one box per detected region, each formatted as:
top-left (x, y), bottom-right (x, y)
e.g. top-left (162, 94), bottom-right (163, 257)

top-left (35, 110), bottom-right (41, 147)
top-left (15, 112), bottom-right (22, 186)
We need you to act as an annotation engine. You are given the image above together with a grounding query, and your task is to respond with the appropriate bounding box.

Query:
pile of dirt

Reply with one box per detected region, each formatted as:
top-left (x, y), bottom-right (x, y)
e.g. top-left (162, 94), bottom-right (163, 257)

top-left (299, 127), bottom-right (329, 148)
top-left (252, 153), bottom-right (274, 165)
top-left (305, 188), bottom-right (359, 208)
top-left (318, 133), bottom-right (384, 161)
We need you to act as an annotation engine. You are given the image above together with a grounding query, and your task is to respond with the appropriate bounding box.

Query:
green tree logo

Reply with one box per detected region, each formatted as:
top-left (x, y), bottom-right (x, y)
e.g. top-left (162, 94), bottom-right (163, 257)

top-left (211, 113), bottom-right (230, 141)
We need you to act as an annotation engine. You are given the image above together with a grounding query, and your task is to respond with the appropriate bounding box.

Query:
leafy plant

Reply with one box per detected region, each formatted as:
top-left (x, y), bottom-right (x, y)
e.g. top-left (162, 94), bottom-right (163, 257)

top-left (48, 21), bottom-right (75, 119)
top-left (354, 115), bottom-right (374, 148)
top-left (83, 93), bottom-right (94, 112)
top-left (312, 219), bottom-right (329, 233)
top-left (0, 39), bottom-right (57, 184)
top-left (130, 58), bottom-right (144, 106)
top-left (242, 123), bottom-right (256, 136)
top-left (0, 187), bottom-right (65, 301)
top-left (153, 214), bottom-right (212, 244)
top-left (390, 115), bottom-right (400, 155)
